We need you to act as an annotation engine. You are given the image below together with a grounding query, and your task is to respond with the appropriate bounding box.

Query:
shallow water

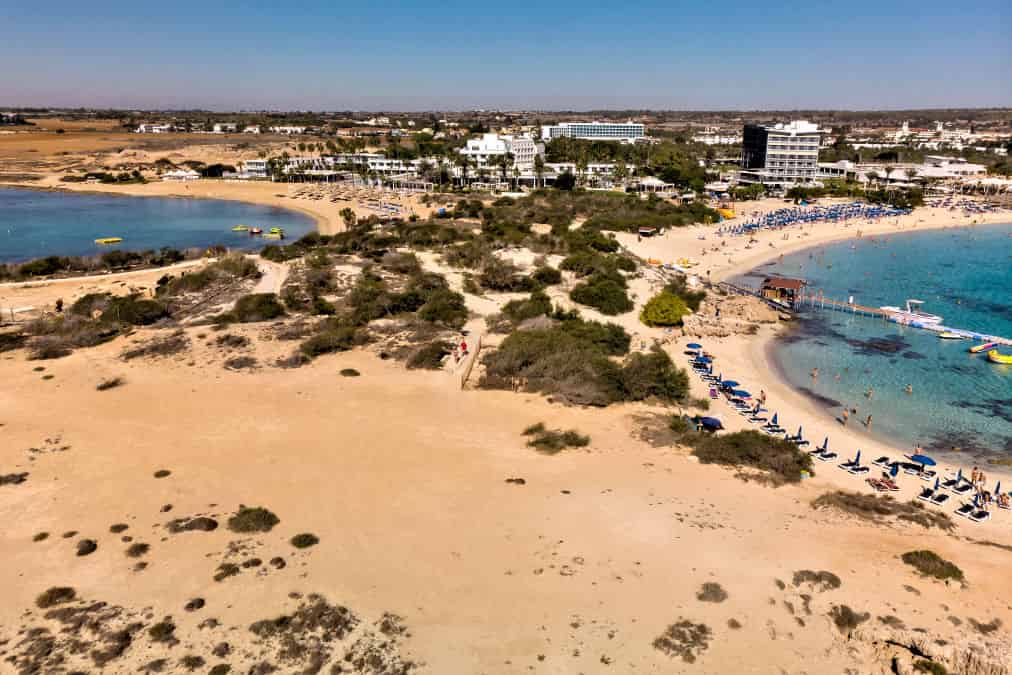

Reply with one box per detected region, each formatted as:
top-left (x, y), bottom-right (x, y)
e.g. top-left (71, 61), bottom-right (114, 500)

top-left (746, 222), bottom-right (1012, 459)
top-left (0, 187), bottom-right (316, 262)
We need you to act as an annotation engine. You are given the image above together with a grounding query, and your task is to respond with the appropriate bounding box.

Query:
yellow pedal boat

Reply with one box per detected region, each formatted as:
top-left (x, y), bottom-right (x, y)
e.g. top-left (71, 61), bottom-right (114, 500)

top-left (94, 237), bottom-right (123, 245)
top-left (987, 350), bottom-right (1012, 365)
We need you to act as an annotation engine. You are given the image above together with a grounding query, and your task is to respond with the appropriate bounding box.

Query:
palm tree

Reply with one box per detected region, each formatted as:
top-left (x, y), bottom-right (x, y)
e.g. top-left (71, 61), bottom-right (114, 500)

top-left (533, 155), bottom-right (545, 189)
top-left (454, 154), bottom-right (472, 187)
top-left (576, 154), bottom-right (589, 187)
top-left (497, 152), bottom-right (514, 187)
top-left (613, 162), bottom-right (628, 187)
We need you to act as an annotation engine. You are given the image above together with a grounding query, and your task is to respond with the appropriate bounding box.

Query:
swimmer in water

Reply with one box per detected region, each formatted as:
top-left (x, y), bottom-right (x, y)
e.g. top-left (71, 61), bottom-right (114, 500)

top-left (905, 384), bottom-right (912, 394)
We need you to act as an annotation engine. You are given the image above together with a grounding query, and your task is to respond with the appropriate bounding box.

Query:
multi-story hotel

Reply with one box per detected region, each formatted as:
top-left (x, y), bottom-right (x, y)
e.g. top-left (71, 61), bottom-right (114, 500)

top-left (739, 120), bottom-right (821, 186)
top-left (458, 133), bottom-right (543, 171)
top-left (541, 121), bottom-right (645, 143)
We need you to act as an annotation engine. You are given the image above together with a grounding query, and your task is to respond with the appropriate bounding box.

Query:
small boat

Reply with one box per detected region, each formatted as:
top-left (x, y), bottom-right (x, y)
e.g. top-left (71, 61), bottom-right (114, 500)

top-left (231, 224), bottom-right (249, 232)
top-left (880, 299), bottom-right (943, 326)
top-left (95, 237), bottom-right (123, 245)
top-left (249, 227), bottom-right (263, 235)
top-left (969, 342), bottom-right (997, 354)
top-left (939, 332), bottom-right (964, 340)
top-left (268, 227), bottom-right (284, 235)
top-left (262, 232), bottom-right (283, 240)
top-left (988, 350), bottom-right (1012, 365)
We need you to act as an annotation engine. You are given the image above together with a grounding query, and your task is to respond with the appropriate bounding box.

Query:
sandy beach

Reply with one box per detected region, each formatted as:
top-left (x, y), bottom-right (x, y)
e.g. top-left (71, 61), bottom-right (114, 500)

top-left (2, 172), bottom-right (1011, 672)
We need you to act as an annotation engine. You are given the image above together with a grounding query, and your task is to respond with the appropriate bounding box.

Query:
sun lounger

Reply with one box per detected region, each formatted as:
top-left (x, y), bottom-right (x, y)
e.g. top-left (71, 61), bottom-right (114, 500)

top-left (953, 503), bottom-right (974, 518)
top-left (838, 458), bottom-right (857, 470)
top-left (848, 465), bottom-right (870, 475)
top-left (917, 487), bottom-right (934, 502)
top-left (816, 451), bottom-right (838, 462)
top-left (930, 492), bottom-right (950, 506)
top-left (951, 482), bottom-right (973, 496)
top-left (871, 456), bottom-right (891, 468)
top-left (940, 476), bottom-right (961, 490)
top-left (881, 478), bottom-right (900, 491)
top-left (917, 470), bottom-right (937, 482)
top-left (969, 509), bottom-right (991, 523)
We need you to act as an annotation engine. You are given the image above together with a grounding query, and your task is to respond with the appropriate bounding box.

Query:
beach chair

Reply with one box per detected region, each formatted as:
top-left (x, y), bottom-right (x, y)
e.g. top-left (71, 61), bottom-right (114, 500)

top-left (917, 470), bottom-right (937, 482)
top-left (838, 457), bottom-right (858, 470)
top-left (815, 451), bottom-right (838, 462)
top-left (953, 503), bottom-right (974, 518)
top-left (951, 482), bottom-right (973, 496)
top-left (930, 492), bottom-right (950, 506)
top-left (916, 487), bottom-right (935, 502)
top-left (871, 456), bottom-right (892, 468)
top-left (969, 509), bottom-right (991, 523)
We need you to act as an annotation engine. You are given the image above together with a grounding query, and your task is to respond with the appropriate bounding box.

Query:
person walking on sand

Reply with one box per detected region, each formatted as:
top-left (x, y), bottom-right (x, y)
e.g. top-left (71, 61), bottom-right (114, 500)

top-left (841, 408), bottom-right (849, 425)
top-left (810, 367), bottom-right (818, 379)
top-left (865, 414), bottom-right (873, 429)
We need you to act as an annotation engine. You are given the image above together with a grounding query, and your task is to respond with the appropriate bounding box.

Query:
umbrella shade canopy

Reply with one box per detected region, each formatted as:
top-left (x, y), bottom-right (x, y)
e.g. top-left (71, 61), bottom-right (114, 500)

top-left (995, 481), bottom-right (1001, 495)
top-left (796, 426), bottom-right (804, 438)
top-left (722, 380), bottom-right (741, 388)
top-left (854, 450), bottom-right (861, 465)
top-left (699, 417), bottom-right (723, 430)
top-left (956, 468), bottom-right (963, 482)
top-left (890, 464), bottom-right (900, 477)
top-left (910, 454), bottom-right (936, 466)
top-left (732, 390), bottom-right (751, 398)
top-left (770, 413), bottom-right (779, 426)
top-left (686, 343), bottom-right (702, 349)
top-left (820, 437), bottom-right (829, 451)
top-left (934, 477), bottom-right (940, 490)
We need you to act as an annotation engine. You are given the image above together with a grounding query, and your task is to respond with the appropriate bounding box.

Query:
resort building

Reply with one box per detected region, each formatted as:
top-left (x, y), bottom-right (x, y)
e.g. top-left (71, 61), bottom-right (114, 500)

top-left (739, 120), bottom-right (822, 187)
top-left (458, 133), bottom-right (544, 171)
top-left (240, 159), bottom-right (270, 179)
top-left (161, 169), bottom-right (200, 181)
top-left (541, 121), bottom-right (645, 143)
top-left (269, 126), bottom-right (307, 135)
top-left (243, 125), bottom-right (262, 134)
top-left (135, 123), bottom-right (173, 134)
top-left (691, 127), bottom-right (742, 146)
top-left (212, 123), bottom-right (238, 133)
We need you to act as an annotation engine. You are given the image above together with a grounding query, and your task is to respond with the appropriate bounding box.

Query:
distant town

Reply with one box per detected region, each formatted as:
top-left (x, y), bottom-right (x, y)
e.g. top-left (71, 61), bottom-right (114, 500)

top-left (4, 108), bottom-right (1009, 203)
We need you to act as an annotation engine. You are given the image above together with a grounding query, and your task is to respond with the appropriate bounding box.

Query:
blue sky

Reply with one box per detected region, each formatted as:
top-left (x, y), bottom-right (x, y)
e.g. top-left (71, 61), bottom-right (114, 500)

top-left (2, 0), bottom-right (1009, 110)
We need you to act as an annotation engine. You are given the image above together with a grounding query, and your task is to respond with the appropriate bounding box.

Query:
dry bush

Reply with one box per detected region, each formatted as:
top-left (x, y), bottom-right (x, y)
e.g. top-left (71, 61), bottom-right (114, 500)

top-left (901, 550), bottom-right (965, 583)
top-left (811, 491), bottom-right (954, 531)
top-left (121, 330), bottom-right (189, 360)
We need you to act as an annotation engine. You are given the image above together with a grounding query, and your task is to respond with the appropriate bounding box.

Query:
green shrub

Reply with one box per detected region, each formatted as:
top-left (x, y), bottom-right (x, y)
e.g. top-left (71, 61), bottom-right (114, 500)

top-left (226, 293), bottom-right (286, 323)
top-left (502, 290), bottom-right (553, 325)
top-left (913, 660), bottom-right (949, 675)
top-left (227, 506), bottom-right (280, 533)
top-left (829, 605), bottom-right (870, 634)
top-left (36, 586), bottom-right (76, 608)
top-left (618, 347), bottom-right (689, 401)
top-left (665, 276), bottom-right (706, 312)
top-left (525, 426), bottom-right (590, 454)
top-left (407, 340), bottom-right (453, 370)
top-left (690, 431), bottom-right (813, 484)
top-left (417, 289), bottom-right (468, 328)
top-left (478, 257), bottom-right (534, 292)
top-left (299, 324), bottom-right (364, 358)
top-left (901, 550), bottom-right (964, 583)
top-left (531, 266), bottom-right (562, 286)
top-left (570, 274), bottom-right (633, 315)
top-left (640, 292), bottom-right (690, 327)
top-left (290, 533), bottom-right (319, 549)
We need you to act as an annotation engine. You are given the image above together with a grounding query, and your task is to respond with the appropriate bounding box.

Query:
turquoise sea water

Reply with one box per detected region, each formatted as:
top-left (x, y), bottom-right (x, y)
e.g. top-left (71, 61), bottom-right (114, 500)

top-left (742, 223), bottom-right (1012, 460)
top-left (0, 187), bottom-right (316, 263)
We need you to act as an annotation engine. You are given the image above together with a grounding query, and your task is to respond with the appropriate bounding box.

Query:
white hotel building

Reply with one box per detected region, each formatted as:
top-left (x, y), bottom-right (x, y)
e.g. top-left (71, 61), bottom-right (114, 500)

top-left (739, 120), bottom-right (822, 186)
top-left (541, 121), bottom-right (645, 143)
top-left (458, 133), bottom-right (542, 171)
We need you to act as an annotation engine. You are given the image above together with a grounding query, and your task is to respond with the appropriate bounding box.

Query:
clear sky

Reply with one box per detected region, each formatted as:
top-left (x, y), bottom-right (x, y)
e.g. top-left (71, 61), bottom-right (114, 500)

top-left (2, 0), bottom-right (1010, 111)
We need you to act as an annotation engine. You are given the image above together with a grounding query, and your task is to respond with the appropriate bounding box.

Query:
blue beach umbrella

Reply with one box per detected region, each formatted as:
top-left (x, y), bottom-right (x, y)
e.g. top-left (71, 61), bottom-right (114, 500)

top-left (733, 390), bottom-right (751, 398)
top-left (796, 425), bottom-right (804, 439)
top-left (994, 481), bottom-right (1001, 495)
top-left (770, 413), bottom-right (778, 426)
top-left (890, 464), bottom-right (899, 477)
top-left (722, 380), bottom-right (740, 388)
top-left (956, 468), bottom-right (963, 483)
top-left (820, 437), bottom-right (829, 451)
top-left (686, 343), bottom-right (702, 350)
top-left (973, 494), bottom-right (980, 508)
top-left (910, 454), bottom-right (936, 467)
top-left (934, 477), bottom-right (940, 490)
top-left (854, 449), bottom-right (861, 465)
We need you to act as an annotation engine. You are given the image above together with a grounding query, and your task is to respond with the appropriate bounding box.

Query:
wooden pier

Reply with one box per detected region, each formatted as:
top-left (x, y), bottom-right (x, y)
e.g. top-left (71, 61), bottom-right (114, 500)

top-left (797, 292), bottom-right (887, 319)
